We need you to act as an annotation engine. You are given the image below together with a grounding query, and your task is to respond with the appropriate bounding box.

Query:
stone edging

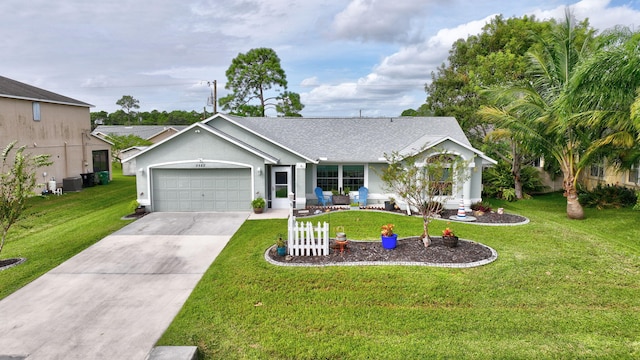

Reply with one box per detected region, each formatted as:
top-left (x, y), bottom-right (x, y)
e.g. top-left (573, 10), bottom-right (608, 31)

top-left (447, 216), bottom-right (530, 227)
top-left (264, 239), bottom-right (498, 269)
top-left (0, 257), bottom-right (26, 271)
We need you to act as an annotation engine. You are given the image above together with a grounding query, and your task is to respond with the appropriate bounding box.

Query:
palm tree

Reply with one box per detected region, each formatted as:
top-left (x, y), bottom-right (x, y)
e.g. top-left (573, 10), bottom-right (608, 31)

top-left (479, 12), bottom-right (595, 219)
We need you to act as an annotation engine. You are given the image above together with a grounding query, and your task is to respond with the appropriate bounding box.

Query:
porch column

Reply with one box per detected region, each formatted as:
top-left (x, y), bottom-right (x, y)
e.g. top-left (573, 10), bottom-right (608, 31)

top-left (463, 165), bottom-right (472, 211)
top-left (295, 163), bottom-right (307, 209)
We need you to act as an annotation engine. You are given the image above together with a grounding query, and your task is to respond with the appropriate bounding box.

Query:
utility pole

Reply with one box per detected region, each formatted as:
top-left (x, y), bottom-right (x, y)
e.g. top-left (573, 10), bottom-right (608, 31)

top-left (207, 80), bottom-right (217, 113)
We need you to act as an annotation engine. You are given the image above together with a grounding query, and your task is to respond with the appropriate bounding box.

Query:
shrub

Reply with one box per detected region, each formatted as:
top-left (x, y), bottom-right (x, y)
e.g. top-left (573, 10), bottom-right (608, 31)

top-left (483, 162), bottom-right (548, 201)
top-left (471, 201), bottom-right (492, 213)
top-left (578, 184), bottom-right (637, 209)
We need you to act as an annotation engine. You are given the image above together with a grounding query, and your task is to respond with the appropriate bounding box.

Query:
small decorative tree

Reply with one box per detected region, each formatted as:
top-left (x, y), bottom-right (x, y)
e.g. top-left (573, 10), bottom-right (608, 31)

top-left (378, 147), bottom-right (470, 247)
top-left (0, 142), bottom-right (52, 258)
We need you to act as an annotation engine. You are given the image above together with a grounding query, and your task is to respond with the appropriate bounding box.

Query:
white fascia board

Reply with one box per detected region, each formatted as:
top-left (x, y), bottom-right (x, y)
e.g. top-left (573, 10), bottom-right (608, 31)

top-left (214, 114), bottom-right (318, 164)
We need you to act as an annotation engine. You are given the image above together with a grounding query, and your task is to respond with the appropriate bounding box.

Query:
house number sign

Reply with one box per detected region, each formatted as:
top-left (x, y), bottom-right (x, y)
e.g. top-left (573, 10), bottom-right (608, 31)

top-left (195, 163), bottom-right (206, 168)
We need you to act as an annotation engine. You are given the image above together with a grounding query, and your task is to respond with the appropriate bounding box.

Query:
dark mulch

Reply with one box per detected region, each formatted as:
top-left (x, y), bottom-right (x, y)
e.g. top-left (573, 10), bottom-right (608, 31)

top-left (267, 237), bottom-right (494, 266)
top-left (0, 257), bottom-right (26, 271)
top-left (273, 207), bottom-right (524, 266)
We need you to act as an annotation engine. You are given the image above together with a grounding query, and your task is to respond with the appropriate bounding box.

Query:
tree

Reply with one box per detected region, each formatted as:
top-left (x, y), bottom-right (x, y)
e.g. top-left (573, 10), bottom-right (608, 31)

top-left (219, 48), bottom-right (304, 117)
top-left (400, 104), bottom-right (434, 117)
top-left (378, 148), bottom-right (470, 246)
top-left (1, 141), bottom-right (51, 258)
top-left (479, 12), bottom-right (611, 219)
top-left (116, 95), bottom-right (140, 125)
top-left (425, 15), bottom-right (552, 147)
top-left (105, 134), bottom-right (153, 163)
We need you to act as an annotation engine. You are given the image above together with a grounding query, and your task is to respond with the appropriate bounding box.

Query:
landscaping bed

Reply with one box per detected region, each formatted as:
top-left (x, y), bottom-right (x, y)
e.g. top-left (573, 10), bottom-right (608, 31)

top-left (267, 236), bottom-right (495, 266)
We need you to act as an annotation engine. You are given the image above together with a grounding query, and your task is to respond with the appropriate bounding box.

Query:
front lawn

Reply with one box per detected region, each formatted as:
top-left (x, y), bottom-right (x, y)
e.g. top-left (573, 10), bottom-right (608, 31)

top-left (0, 170), bottom-right (136, 300)
top-left (158, 193), bottom-right (640, 359)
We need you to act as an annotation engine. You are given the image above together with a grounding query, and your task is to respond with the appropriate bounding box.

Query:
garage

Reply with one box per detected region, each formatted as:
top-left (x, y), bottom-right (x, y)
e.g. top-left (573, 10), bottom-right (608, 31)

top-left (152, 168), bottom-right (252, 212)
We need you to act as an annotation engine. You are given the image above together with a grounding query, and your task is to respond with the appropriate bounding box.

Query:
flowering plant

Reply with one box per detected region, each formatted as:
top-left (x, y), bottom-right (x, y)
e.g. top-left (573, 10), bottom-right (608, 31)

top-left (442, 225), bottom-right (455, 237)
top-left (380, 223), bottom-right (395, 237)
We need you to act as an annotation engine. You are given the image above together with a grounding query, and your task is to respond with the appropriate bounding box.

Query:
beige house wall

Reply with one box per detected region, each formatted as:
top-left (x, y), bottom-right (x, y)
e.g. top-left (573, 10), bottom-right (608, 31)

top-left (0, 97), bottom-right (111, 189)
top-left (581, 164), bottom-right (640, 191)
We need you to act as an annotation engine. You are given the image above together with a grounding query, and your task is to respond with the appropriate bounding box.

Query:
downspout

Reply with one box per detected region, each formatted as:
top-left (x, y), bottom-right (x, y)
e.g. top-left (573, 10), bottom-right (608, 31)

top-left (64, 142), bottom-right (68, 177)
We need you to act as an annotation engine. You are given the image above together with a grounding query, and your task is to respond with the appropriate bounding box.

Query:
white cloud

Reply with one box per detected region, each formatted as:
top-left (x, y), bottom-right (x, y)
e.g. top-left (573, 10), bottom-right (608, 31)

top-left (0, 0), bottom-right (638, 116)
top-left (331, 0), bottom-right (432, 42)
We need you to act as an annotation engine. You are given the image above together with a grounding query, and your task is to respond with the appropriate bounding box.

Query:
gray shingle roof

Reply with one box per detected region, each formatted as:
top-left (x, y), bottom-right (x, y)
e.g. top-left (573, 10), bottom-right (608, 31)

top-left (222, 115), bottom-right (472, 163)
top-left (0, 75), bottom-right (91, 107)
top-left (92, 125), bottom-right (188, 140)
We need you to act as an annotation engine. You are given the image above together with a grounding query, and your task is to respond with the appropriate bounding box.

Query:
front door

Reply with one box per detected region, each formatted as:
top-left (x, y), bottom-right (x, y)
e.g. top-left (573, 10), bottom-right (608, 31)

top-left (271, 166), bottom-right (291, 209)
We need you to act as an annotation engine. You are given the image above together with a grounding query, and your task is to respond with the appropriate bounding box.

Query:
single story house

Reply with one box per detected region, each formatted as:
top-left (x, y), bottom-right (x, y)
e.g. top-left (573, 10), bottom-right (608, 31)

top-left (92, 125), bottom-right (188, 143)
top-left (124, 113), bottom-right (496, 212)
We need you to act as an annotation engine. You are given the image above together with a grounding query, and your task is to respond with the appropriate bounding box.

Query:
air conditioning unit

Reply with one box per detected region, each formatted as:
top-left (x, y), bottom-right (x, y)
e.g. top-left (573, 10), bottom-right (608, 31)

top-left (63, 177), bottom-right (83, 192)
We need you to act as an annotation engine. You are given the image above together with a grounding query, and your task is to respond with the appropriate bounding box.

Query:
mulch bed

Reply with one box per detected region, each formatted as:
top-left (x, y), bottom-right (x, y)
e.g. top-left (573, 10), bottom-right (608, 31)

top-left (271, 207), bottom-right (525, 267)
top-left (267, 237), bottom-right (494, 266)
top-left (0, 257), bottom-right (26, 271)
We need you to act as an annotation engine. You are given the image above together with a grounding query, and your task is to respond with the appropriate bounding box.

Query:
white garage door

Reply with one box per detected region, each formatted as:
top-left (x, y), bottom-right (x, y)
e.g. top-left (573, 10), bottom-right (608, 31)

top-left (152, 168), bottom-right (252, 212)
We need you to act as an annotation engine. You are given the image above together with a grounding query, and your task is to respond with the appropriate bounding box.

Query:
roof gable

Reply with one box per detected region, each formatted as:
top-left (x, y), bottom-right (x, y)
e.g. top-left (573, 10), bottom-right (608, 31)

top-left (92, 125), bottom-right (188, 140)
top-left (122, 122), bottom-right (280, 164)
top-left (0, 75), bottom-right (91, 107)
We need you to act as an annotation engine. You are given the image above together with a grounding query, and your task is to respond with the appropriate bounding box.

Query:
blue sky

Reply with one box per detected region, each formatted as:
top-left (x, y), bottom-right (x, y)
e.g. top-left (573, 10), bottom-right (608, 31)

top-left (1, 0), bottom-right (639, 117)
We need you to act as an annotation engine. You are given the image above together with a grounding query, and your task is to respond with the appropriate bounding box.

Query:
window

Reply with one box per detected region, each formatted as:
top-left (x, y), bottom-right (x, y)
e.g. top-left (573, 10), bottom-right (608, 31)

top-left (429, 167), bottom-right (453, 196)
top-left (316, 164), bottom-right (365, 192)
top-left (590, 159), bottom-right (605, 178)
top-left (427, 154), bottom-right (457, 196)
top-left (32, 102), bottom-right (41, 121)
top-left (92, 150), bottom-right (109, 172)
top-left (629, 164), bottom-right (639, 184)
top-left (317, 165), bottom-right (338, 191)
top-left (342, 165), bottom-right (364, 190)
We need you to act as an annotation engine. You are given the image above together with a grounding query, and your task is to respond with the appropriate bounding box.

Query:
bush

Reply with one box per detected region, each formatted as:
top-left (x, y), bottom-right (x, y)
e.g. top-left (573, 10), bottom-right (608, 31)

top-left (471, 201), bottom-right (492, 213)
top-left (483, 162), bottom-right (547, 201)
top-left (578, 184), bottom-right (637, 209)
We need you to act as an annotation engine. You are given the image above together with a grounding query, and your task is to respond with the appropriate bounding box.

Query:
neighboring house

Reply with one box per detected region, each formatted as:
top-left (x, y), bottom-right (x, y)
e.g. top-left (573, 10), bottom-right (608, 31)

top-left (92, 125), bottom-right (188, 144)
top-left (92, 125), bottom-right (188, 176)
top-left (0, 75), bottom-right (111, 190)
top-left (120, 146), bottom-right (149, 176)
top-left (124, 113), bottom-right (497, 212)
top-left (582, 158), bottom-right (640, 190)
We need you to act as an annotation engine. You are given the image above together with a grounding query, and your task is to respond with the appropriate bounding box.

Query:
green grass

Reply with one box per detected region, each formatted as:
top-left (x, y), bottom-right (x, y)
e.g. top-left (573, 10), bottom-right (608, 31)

top-left (158, 193), bottom-right (640, 359)
top-left (0, 169), bottom-right (137, 300)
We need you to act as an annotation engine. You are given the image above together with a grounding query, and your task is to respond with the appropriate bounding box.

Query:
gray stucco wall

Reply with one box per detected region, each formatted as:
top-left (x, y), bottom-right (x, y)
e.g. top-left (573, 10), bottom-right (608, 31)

top-left (133, 128), bottom-right (268, 206)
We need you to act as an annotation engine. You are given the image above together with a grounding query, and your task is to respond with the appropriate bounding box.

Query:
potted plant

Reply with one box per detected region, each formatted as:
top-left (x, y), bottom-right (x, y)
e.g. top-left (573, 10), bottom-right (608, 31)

top-left (251, 197), bottom-right (266, 214)
top-left (380, 223), bottom-right (397, 249)
top-left (276, 235), bottom-right (287, 256)
top-left (442, 225), bottom-right (458, 248)
top-left (331, 187), bottom-right (350, 205)
top-left (129, 200), bottom-right (146, 215)
top-left (384, 197), bottom-right (396, 211)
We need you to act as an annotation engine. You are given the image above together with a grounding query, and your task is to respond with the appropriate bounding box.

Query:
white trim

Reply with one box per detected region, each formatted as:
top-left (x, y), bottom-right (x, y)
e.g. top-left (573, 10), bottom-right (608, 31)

top-left (123, 122), bottom-right (279, 164)
top-left (206, 113), bottom-right (318, 164)
top-left (399, 136), bottom-right (497, 165)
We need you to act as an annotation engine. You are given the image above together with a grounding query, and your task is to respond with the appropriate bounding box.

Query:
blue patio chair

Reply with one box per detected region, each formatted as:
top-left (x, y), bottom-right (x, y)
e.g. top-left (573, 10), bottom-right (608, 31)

top-left (314, 187), bottom-right (332, 206)
top-left (352, 186), bottom-right (368, 206)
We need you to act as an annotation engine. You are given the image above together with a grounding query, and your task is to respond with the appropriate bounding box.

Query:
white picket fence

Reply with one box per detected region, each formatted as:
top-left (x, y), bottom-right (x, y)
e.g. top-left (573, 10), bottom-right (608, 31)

top-left (287, 216), bottom-right (329, 256)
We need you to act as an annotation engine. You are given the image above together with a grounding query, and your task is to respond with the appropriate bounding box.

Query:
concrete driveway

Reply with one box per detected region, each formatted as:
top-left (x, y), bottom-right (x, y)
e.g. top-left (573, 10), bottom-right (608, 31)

top-left (0, 212), bottom-right (249, 360)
